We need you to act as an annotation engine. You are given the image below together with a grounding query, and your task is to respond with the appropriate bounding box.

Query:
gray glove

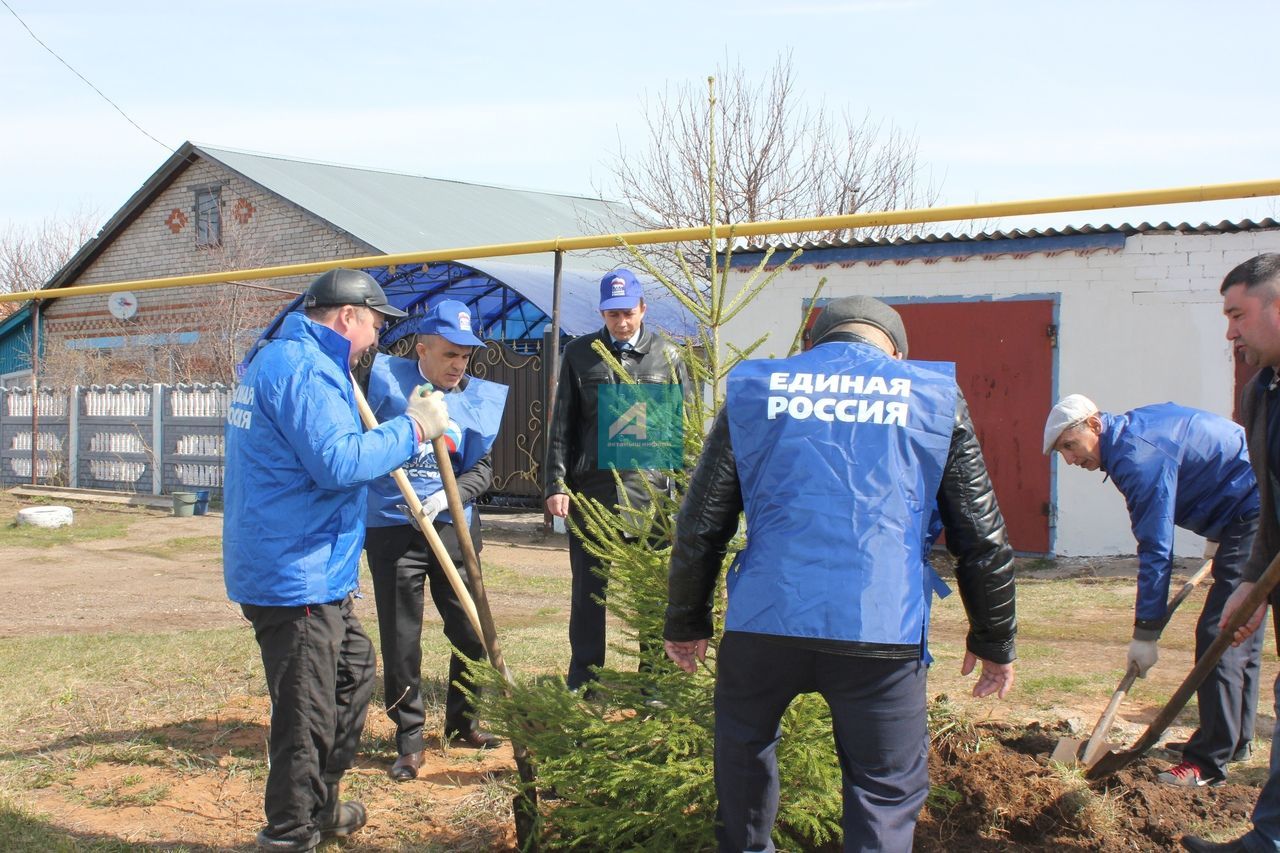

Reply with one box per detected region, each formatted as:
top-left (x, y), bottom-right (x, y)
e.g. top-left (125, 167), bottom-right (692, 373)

top-left (405, 385), bottom-right (448, 440)
top-left (1127, 638), bottom-right (1159, 678)
top-left (396, 492), bottom-right (448, 530)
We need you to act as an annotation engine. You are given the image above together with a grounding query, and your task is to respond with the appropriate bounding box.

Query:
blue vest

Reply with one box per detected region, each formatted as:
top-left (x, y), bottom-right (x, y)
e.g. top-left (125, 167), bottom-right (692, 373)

top-left (365, 354), bottom-right (508, 527)
top-left (724, 341), bottom-right (956, 652)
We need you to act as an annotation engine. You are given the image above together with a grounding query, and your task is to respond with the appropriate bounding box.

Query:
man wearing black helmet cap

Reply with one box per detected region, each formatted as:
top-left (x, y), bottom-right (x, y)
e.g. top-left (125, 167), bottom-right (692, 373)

top-left (663, 295), bottom-right (1017, 852)
top-left (225, 268), bottom-right (448, 852)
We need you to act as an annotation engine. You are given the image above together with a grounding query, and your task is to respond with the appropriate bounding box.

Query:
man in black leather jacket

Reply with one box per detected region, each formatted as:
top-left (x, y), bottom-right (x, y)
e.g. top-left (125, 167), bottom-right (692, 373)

top-left (664, 295), bottom-right (1016, 853)
top-left (545, 268), bottom-right (691, 691)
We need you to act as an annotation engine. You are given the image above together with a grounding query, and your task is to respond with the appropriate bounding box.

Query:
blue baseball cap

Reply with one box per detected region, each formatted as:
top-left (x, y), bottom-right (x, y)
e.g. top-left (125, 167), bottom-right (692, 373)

top-left (424, 299), bottom-right (483, 346)
top-left (599, 269), bottom-right (643, 310)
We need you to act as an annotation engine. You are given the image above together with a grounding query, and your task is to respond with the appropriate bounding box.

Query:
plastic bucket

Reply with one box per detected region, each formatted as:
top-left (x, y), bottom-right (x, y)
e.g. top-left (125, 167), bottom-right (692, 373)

top-left (172, 492), bottom-right (198, 517)
top-left (193, 489), bottom-right (211, 516)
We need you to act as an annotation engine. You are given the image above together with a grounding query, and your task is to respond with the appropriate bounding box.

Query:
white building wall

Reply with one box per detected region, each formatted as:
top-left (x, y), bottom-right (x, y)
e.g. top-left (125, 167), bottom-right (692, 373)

top-left (724, 227), bottom-right (1280, 557)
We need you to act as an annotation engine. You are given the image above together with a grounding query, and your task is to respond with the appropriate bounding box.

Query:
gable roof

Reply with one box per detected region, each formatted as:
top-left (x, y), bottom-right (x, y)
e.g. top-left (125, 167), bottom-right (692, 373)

top-left (43, 141), bottom-right (637, 292)
top-left (196, 145), bottom-right (631, 258)
top-left (39, 142), bottom-right (695, 339)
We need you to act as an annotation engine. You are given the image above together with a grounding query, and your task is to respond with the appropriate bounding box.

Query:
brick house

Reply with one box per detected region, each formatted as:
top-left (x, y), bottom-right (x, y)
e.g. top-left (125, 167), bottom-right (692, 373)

top-left (32, 141), bottom-right (633, 383)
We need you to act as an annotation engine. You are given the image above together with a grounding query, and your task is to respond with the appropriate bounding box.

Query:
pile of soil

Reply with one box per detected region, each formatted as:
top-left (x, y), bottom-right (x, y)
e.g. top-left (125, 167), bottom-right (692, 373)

top-left (915, 721), bottom-right (1256, 851)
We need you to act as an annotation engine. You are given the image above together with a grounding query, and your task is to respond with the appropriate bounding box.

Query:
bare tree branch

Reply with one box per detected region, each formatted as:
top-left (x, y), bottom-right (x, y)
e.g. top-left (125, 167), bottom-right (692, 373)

top-left (597, 52), bottom-right (942, 278)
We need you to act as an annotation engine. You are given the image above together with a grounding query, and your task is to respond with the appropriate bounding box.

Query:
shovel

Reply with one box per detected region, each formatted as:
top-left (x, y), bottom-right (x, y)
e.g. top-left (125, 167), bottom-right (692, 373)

top-left (351, 380), bottom-right (540, 850)
top-left (1087, 547), bottom-right (1280, 780)
top-left (1050, 555), bottom-right (1214, 766)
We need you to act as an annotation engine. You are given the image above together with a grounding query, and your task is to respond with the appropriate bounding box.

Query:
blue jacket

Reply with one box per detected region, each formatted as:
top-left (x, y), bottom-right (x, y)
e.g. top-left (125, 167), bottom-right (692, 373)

top-left (364, 354), bottom-right (507, 528)
top-left (723, 341), bottom-right (956, 653)
top-left (1099, 404), bottom-right (1259, 627)
top-left (223, 312), bottom-right (418, 606)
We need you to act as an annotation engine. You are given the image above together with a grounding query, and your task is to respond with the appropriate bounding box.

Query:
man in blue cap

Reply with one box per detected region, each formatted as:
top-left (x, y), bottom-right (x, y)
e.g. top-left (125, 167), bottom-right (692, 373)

top-left (545, 268), bottom-right (691, 691)
top-left (363, 299), bottom-right (508, 781)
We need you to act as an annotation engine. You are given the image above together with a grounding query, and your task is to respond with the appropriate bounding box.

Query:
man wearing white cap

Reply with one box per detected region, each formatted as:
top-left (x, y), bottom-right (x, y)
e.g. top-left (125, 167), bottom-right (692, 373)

top-left (1044, 394), bottom-right (1261, 788)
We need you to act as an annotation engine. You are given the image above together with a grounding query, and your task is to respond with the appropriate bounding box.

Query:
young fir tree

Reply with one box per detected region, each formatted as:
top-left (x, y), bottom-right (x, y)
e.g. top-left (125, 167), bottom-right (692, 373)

top-left (470, 79), bottom-right (847, 852)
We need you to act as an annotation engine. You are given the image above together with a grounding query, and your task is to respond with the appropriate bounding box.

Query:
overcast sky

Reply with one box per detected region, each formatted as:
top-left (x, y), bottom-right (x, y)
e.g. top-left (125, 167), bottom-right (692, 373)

top-left (3, 1), bottom-right (1278, 239)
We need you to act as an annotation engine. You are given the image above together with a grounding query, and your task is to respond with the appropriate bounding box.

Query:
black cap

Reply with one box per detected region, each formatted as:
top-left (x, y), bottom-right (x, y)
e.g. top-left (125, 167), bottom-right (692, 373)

top-left (810, 296), bottom-right (908, 356)
top-left (302, 269), bottom-right (406, 318)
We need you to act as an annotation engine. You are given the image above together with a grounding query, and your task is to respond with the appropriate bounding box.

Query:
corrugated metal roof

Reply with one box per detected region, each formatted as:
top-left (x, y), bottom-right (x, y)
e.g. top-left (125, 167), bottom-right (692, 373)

top-left (734, 218), bottom-right (1280, 254)
top-left (196, 145), bottom-right (633, 262)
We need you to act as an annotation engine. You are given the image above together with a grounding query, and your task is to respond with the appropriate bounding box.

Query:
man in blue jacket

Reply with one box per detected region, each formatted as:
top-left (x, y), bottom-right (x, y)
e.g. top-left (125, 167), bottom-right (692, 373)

top-left (364, 300), bottom-right (508, 780)
top-left (1044, 394), bottom-right (1262, 788)
top-left (224, 268), bottom-right (448, 852)
top-left (665, 296), bottom-right (1016, 852)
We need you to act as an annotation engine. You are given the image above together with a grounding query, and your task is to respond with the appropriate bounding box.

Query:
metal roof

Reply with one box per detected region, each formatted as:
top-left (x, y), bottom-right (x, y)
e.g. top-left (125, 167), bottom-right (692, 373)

top-left (732, 218), bottom-right (1280, 254)
top-left (196, 145), bottom-right (633, 263)
top-left (43, 142), bottom-right (696, 344)
top-left (250, 259), bottom-right (697, 361)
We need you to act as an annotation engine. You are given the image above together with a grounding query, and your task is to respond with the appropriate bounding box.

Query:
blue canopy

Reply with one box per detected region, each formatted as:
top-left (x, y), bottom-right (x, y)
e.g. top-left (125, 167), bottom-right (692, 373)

top-left (246, 259), bottom-right (696, 369)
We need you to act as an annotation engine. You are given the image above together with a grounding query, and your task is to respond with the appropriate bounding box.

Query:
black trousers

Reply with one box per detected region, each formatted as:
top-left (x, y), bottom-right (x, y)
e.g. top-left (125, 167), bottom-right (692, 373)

top-left (1182, 511), bottom-right (1263, 779)
top-left (714, 631), bottom-right (929, 853)
top-left (365, 518), bottom-right (486, 755)
top-left (241, 595), bottom-right (375, 844)
top-left (566, 513), bottom-right (664, 691)
top-left (567, 524), bottom-right (610, 691)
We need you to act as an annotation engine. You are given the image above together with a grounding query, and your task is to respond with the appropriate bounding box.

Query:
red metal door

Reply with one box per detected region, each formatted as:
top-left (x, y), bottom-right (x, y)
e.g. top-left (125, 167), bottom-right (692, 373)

top-left (804, 299), bottom-right (1055, 552)
top-left (894, 300), bottom-right (1054, 553)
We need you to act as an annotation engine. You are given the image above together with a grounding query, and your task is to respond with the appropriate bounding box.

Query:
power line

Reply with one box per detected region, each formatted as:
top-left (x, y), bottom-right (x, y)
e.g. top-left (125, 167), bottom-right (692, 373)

top-left (1, 0), bottom-right (169, 151)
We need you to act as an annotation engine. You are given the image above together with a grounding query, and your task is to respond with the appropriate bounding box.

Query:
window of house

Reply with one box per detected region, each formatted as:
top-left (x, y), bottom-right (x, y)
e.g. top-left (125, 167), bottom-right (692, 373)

top-left (194, 186), bottom-right (222, 247)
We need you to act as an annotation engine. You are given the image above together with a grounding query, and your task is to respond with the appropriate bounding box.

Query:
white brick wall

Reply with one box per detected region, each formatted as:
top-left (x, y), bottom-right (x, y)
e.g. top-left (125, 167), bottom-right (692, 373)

top-left (725, 228), bottom-right (1280, 557)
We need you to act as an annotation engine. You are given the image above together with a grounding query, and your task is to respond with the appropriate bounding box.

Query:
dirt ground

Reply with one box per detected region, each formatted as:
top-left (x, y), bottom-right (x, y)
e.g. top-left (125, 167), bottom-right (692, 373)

top-left (1, 495), bottom-right (1273, 850)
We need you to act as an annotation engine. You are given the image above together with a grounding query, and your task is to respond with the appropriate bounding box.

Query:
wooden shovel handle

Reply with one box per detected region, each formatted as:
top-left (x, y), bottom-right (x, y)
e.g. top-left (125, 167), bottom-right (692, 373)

top-left (1088, 550), bottom-right (1280, 779)
top-left (431, 435), bottom-right (514, 684)
top-left (350, 381), bottom-right (485, 642)
top-left (1081, 557), bottom-right (1214, 765)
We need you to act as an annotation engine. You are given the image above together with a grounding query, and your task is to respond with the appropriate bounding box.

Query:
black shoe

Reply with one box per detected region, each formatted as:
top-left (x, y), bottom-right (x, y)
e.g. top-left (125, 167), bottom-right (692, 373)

top-left (256, 829), bottom-right (320, 852)
top-left (318, 782), bottom-right (367, 839)
top-left (1165, 741), bottom-right (1253, 763)
top-left (1181, 834), bottom-right (1249, 852)
top-left (448, 729), bottom-right (503, 749)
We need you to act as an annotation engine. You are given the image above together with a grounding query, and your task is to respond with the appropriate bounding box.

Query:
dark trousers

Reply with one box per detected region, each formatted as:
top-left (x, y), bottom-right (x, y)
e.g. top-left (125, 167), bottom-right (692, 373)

top-left (1183, 511), bottom-right (1263, 779)
top-left (567, 525), bottom-right (609, 691)
top-left (240, 595), bottom-right (375, 844)
top-left (366, 519), bottom-right (486, 755)
top-left (566, 518), bottom-right (662, 691)
top-left (714, 631), bottom-right (928, 853)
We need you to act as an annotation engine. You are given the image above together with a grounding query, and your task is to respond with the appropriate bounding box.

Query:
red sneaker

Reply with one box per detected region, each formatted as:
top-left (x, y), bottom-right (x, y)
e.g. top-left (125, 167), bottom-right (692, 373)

top-left (1157, 760), bottom-right (1224, 788)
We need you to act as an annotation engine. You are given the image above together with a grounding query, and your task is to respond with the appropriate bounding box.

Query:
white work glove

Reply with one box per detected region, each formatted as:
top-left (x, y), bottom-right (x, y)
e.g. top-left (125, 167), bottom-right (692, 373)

top-left (405, 384), bottom-right (448, 440)
top-left (396, 491), bottom-right (447, 531)
top-left (1127, 637), bottom-right (1159, 678)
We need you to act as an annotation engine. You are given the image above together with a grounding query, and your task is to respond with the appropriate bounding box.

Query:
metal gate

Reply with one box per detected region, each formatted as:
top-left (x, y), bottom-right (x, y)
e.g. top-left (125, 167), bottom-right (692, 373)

top-left (470, 341), bottom-right (544, 504)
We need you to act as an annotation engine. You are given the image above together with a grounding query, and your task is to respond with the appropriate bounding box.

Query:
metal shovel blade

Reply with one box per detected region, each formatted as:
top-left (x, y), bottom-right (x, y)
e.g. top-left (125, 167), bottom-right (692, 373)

top-left (1052, 558), bottom-right (1212, 768)
top-left (1086, 551), bottom-right (1280, 781)
top-left (1050, 737), bottom-right (1086, 765)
